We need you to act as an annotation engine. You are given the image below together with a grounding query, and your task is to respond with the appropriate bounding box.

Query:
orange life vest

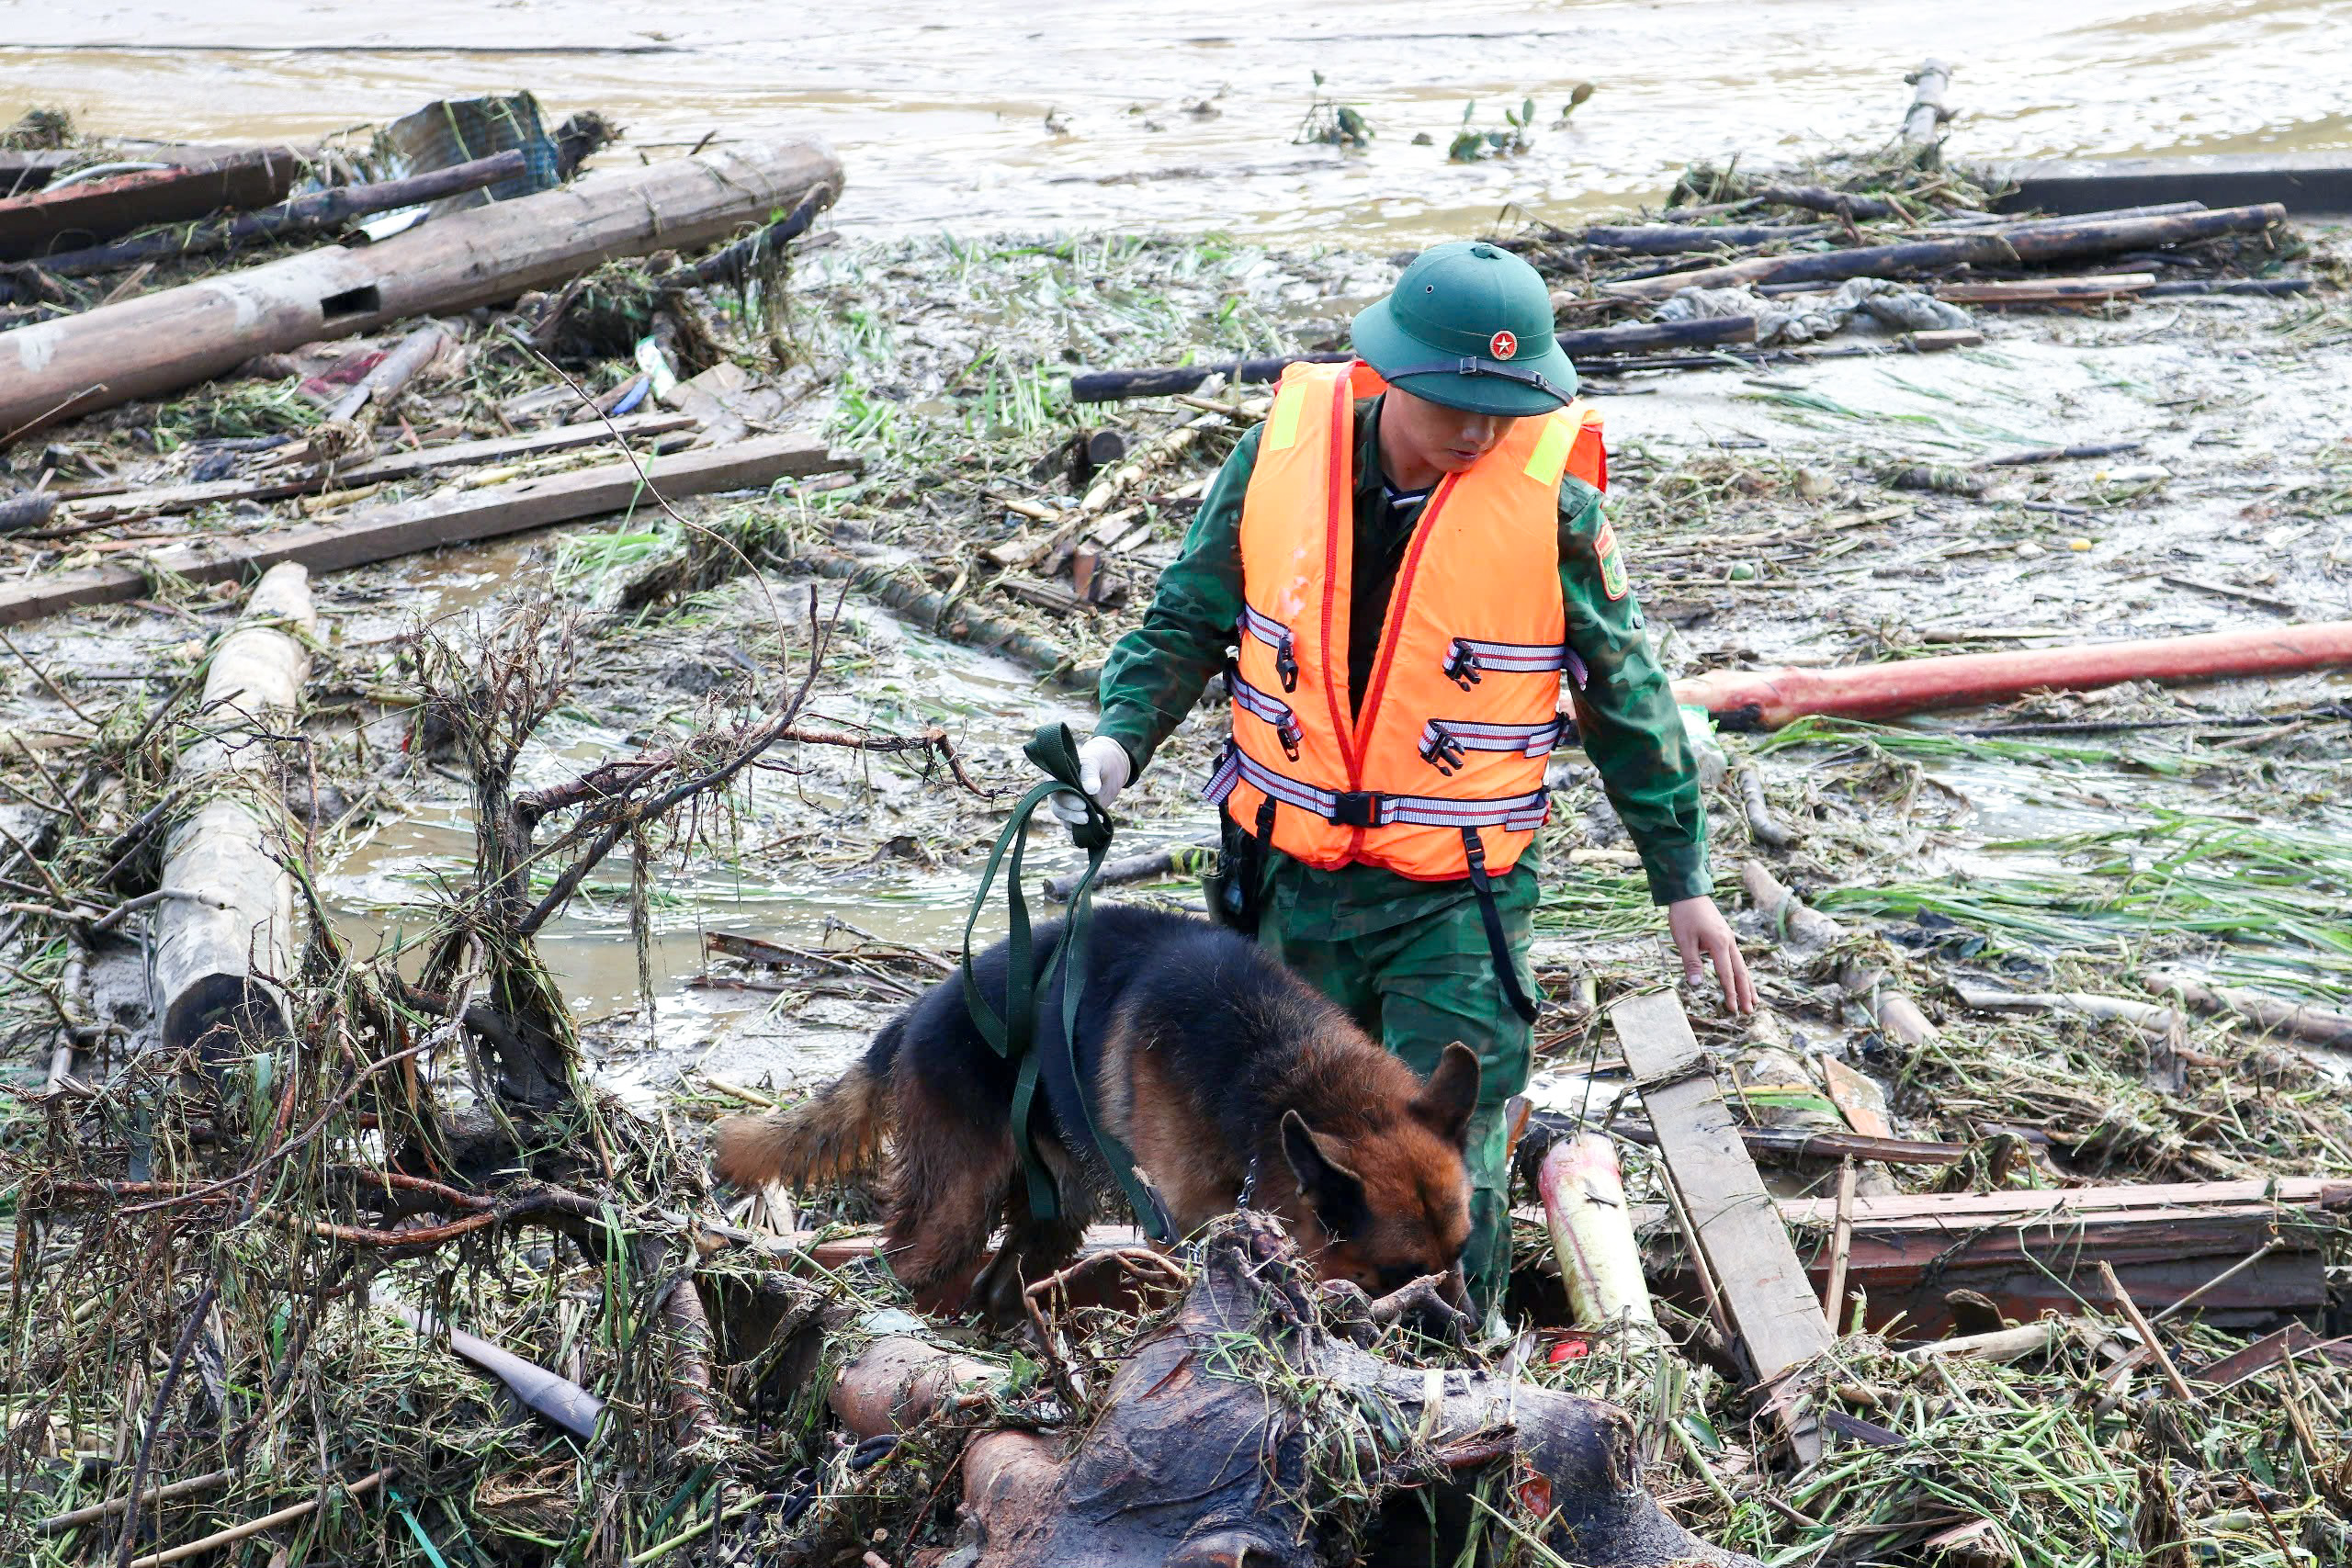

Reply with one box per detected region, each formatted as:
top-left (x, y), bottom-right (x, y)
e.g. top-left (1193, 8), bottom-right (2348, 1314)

top-left (1205, 359), bottom-right (1606, 882)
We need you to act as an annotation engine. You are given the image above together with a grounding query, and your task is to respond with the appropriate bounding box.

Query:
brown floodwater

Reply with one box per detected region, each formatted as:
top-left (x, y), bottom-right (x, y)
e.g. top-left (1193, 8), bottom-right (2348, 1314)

top-left (7, 0), bottom-right (2352, 243)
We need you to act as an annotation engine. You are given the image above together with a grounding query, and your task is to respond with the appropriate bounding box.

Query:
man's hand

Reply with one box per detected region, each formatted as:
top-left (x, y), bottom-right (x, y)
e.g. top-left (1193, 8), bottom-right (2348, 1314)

top-left (1666, 895), bottom-right (1756, 1014)
top-left (1047, 735), bottom-right (1133, 826)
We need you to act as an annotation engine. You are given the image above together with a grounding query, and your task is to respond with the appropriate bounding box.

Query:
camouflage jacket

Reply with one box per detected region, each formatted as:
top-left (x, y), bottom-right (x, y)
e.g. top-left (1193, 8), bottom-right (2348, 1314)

top-left (1095, 394), bottom-right (1711, 927)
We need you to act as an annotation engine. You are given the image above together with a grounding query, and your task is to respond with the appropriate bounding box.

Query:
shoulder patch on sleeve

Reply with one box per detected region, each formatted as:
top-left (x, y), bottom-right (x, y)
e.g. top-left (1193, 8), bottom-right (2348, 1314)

top-left (1594, 517), bottom-right (1629, 601)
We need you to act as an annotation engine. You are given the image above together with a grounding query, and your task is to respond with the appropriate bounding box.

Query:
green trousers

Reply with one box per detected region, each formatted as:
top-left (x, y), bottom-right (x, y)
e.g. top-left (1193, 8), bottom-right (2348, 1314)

top-left (1259, 888), bottom-right (1535, 1312)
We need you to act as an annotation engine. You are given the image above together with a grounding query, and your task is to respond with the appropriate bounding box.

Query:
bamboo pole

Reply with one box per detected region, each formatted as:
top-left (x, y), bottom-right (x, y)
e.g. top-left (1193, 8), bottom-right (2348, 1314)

top-left (123, 1467), bottom-right (395, 1568)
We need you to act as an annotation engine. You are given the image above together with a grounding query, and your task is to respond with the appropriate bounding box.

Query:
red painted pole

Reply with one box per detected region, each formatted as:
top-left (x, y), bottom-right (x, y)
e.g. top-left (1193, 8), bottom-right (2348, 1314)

top-left (1675, 622), bottom-right (2352, 728)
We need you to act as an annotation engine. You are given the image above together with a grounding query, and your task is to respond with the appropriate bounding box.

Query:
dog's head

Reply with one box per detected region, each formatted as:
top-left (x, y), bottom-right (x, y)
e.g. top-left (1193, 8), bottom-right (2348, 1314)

top-left (1278, 1041), bottom-right (1478, 1307)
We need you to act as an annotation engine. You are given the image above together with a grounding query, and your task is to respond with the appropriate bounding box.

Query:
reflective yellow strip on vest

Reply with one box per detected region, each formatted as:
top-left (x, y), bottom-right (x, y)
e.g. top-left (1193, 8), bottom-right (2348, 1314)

top-left (1264, 382), bottom-right (1307, 453)
top-left (1522, 404), bottom-right (1582, 485)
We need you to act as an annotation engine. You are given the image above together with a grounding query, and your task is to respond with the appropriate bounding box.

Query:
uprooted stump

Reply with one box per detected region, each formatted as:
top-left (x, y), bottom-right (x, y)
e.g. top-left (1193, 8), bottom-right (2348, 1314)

top-left (830, 1213), bottom-right (1760, 1568)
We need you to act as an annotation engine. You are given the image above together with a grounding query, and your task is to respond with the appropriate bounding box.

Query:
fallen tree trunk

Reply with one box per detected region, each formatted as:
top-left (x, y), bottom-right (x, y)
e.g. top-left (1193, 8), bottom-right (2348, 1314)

top-left (1677, 620), bottom-right (2352, 728)
top-left (0, 147), bottom-right (301, 261)
top-left (828, 1213), bottom-right (1758, 1568)
top-left (0, 432), bottom-right (853, 628)
top-left (0, 138), bottom-right (842, 442)
top-left (1069, 316), bottom-right (1758, 401)
top-left (1601, 202), bottom-right (2287, 300)
top-left (151, 562), bottom-right (312, 1055)
top-left (10, 151), bottom-right (526, 287)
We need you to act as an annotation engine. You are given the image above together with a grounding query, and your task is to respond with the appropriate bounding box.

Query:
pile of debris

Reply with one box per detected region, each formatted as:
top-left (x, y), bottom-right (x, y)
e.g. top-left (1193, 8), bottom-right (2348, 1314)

top-left (4, 62), bottom-right (2351, 1568)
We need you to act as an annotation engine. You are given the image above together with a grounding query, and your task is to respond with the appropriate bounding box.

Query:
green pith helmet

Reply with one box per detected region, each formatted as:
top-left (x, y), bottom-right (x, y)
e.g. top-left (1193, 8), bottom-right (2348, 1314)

top-left (1351, 241), bottom-right (1577, 417)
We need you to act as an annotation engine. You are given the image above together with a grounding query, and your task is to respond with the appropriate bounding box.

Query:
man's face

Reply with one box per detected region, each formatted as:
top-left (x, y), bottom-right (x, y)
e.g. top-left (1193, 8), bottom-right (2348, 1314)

top-left (1382, 385), bottom-right (1521, 476)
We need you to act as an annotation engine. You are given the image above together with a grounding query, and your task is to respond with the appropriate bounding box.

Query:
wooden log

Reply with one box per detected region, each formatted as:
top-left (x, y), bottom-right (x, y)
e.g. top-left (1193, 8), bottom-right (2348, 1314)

top-left (0, 490), bottom-right (57, 533)
top-left (2144, 970), bottom-right (2352, 1051)
top-left (801, 547), bottom-right (1085, 686)
top-left (13, 151), bottom-right (526, 285)
top-left (151, 562), bottom-right (313, 1055)
top-left (0, 138), bottom-right (843, 443)
top-left (1611, 990), bottom-right (1832, 1462)
top-left (1600, 202), bottom-right (2287, 300)
top-left (1988, 151), bottom-right (2352, 217)
top-left (56, 411), bottom-right (697, 523)
top-left (1040, 843), bottom-right (1213, 903)
top-left (1951, 981), bottom-right (2186, 1037)
top-left (1679, 621), bottom-right (2352, 729)
top-left (1982, 438), bottom-right (2141, 467)
top-left (1581, 222), bottom-right (1835, 254)
top-left (1899, 59), bottom-right (1954, 166)
top-left (1537, 1132), bottom-right (1658, 1332)
top-left (826, 1214), bottom-right (1759, 1568)
top-left (0, 432), bottom-right (852, 629)
top-left (0, 147), bottom-right (301, 261)
top-left (1069, 317), bottom-right (1759, 402)
top-left (1754, 185), bottom-right (1897, 220)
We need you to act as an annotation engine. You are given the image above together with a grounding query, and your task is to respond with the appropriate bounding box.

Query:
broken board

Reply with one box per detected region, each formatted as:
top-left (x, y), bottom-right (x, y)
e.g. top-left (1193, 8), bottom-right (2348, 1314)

top-left (0, 432), bottom-right (855, 628)
top-left (1611, 988), bottom-right (1833, 1462)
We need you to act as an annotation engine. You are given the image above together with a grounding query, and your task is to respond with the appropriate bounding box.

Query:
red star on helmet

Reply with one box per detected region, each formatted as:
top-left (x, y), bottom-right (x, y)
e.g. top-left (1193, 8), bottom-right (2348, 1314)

top-left (1489, 330), bottom-right (1518, 360)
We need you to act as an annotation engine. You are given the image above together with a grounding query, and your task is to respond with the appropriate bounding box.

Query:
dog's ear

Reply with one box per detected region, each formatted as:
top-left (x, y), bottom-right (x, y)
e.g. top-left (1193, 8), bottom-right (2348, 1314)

top-left (1412, 1043), bottom-right (1481, 1148)
top-left (1282, 1109), bottom-right (1368, 1241)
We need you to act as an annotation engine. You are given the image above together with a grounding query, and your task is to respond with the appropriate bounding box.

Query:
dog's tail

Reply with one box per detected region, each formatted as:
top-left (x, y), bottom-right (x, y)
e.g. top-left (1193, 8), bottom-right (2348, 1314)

top-left (713, 1017), bottom-right (904, 1190)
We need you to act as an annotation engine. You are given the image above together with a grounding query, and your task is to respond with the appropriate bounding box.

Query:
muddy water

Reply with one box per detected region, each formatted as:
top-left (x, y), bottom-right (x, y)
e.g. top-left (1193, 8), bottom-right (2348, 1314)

top-left (9, 2), bottom-right (2352, 243)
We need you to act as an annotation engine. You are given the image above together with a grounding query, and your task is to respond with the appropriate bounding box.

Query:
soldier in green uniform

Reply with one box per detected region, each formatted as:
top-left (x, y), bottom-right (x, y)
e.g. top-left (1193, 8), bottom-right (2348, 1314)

top-left (1051, 243), bottom-right (1755, 1312)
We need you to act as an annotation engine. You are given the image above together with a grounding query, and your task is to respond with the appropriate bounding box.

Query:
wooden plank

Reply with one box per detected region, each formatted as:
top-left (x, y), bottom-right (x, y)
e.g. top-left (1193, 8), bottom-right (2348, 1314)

top-left (1988, 151), bottom-right (2352, 217)
top-left (0, 149), bottom-right (300, 261)
top-left (1777, 1178), bottom-right (2346, 1227)
top-left (1611, 989), bottom-right (1832, 1461)
top-left (0, 433), bottom-right (854, 628)
top-left (59, 412), bottom-right (698, 521)
top-left (1933, 272), bottom-right (2156, 304)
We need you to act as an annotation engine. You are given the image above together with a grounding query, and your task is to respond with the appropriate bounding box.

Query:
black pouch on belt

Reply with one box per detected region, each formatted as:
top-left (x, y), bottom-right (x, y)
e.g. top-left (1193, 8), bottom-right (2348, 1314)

top-left (1204, 795), bottom-right (1276, 935)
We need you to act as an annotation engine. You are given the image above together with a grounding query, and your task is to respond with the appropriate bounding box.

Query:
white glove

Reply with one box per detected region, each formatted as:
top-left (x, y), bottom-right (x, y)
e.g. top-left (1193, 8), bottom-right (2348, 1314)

top-left (1047, 735), bottom-right (1133, 826)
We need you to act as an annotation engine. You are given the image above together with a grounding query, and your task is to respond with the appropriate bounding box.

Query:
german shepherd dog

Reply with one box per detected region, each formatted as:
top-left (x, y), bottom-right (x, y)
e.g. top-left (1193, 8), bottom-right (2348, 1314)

top-left (715, 905), bottom-right (1477, 1318)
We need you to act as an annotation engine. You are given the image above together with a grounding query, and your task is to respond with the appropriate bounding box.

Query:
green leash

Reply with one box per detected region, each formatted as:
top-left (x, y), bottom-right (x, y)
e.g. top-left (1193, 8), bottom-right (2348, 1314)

top-left (959, 723), bottom-right (1172, 1243)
